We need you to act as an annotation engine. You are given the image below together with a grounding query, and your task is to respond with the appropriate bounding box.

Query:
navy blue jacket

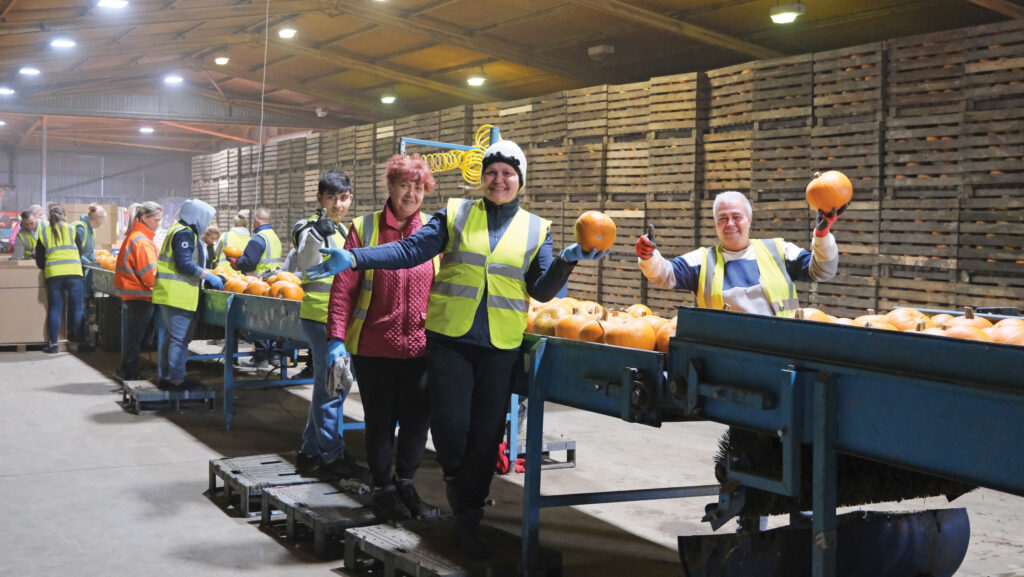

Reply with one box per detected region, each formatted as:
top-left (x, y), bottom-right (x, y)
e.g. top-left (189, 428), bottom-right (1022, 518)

top-left (351, 197), bottom-right (574, 348)
top-left (234, 223), bottom-right (273, 273)
top-left (170, 224), bottom-right (207, 279)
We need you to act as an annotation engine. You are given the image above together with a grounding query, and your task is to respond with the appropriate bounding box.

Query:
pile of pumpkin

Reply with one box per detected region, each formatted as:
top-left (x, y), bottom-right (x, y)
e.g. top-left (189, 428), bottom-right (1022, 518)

top-left (94, 249), bottom-right (117, 271)
top-left (208, 267), bottom-right (306, 301)
top-left (527, 297), bottom-right (678, 353)
top-left (796, 306), bottom-right (1024, 346)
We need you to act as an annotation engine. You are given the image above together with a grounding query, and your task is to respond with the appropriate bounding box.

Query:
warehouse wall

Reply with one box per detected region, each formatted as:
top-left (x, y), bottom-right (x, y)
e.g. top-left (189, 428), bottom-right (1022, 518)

top-left (192, 19), bottom-right (1024, 318)
top-left (0, 148), bottom-right (191, 212)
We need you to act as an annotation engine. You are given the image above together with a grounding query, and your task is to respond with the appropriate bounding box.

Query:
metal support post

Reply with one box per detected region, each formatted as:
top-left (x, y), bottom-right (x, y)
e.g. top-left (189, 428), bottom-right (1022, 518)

top-left (812, 371), bottom-right (838, 577)
top-left (522, 338), bottom-right (548, 576)
top-left (223, 295), bottom-right (238, 430)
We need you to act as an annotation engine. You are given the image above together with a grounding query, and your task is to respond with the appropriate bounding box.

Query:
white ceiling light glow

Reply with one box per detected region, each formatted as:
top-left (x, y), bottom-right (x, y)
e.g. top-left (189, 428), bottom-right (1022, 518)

top-left (163, 74), bottom-right (184, 85)
top-left (467, 70), bottom-right (486, 87)
top-left (139, 127), bottom-right (155, 134)
top-left (380, 94), bottom-right (396, 104)
top-left (0, 87), bottom-right (16, 96)
top-left (214, 56), bottom-right (230, 66)
top-left (50, 38), bottom-right (76, 49)
top-left (278, 26), bottom-right (297, 39)
top-left (770, 3), bottom-right (805, 24)
top-left (97, 0), bottom-right (129, 8)
top-left (19, 67), bottom-right (41, 76)
top-left (0, 120), bottom-right (6, 126)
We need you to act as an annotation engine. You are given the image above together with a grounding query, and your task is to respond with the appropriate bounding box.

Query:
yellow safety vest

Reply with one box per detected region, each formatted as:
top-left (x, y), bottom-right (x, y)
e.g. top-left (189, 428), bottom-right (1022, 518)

top-left (255, 228), bottom-right (282, 274)
top-left (16, 229), bottom-right (38, 256)
top-left (298, 215), bottom-right (347, 323)
top-left (153, 222), bottom-right (203, 312)
top-left (215, 229), bottom-right (251, 267)
top-left (39, 223), bottom-right (83, 279)
top-left (696, 238), bottom-right (799, 317)
top-left (425, 198), bottom-right (548, 350)
top-left (346, 210), bottom-right (440, 353)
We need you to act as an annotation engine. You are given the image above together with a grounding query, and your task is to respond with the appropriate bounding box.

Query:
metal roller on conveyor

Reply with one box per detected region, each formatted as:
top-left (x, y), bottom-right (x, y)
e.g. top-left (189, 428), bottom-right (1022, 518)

top-left (516, 305), bottom-right (1024, 577)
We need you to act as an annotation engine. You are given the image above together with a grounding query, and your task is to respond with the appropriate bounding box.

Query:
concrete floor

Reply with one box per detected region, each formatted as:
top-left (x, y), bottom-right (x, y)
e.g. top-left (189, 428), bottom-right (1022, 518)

top-left (2, 346), bottom-right (1024, 576)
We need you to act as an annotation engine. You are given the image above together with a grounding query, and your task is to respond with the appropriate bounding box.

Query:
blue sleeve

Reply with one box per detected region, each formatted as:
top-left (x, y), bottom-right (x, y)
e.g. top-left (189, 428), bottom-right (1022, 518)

top-left (787, 249), bottom-right (814, 282)
top-left (235, 235), bottom-right (266, 273)
top-left (171, 229), bottom-right (206, 279)
top-left (351, 209), bottom-right (448, 270)
top-left (525, 230), bottom-right (575, 302)
top-left (668, 255), bottom-right (701, 292)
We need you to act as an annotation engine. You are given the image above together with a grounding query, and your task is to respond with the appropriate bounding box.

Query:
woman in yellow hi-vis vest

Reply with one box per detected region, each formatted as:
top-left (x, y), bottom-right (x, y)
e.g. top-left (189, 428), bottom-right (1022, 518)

top-left (34, 205), bottom-right (86, 354)
top-left (231, 207), bottom-right (282, 367)
top-left (307, 141), bottom-right (606, 558)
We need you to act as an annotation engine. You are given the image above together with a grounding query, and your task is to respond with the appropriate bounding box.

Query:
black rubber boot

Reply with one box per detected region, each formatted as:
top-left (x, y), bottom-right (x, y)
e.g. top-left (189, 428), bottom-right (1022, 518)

top-left (452, 508), bottom-right (490, 559)
top-left (371, 484), bottom-right (411, 523)
top-left (395, 478), bottom-right (439, 519)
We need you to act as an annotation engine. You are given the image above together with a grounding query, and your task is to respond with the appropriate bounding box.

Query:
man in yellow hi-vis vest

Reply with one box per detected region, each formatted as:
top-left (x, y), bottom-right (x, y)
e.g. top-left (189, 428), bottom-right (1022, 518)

top-left (636, 190), bottom-right (843, 316)
top-left (152, 199), bottom-right (222, 391)
top-left (306, 141), bottom-right (606, 558)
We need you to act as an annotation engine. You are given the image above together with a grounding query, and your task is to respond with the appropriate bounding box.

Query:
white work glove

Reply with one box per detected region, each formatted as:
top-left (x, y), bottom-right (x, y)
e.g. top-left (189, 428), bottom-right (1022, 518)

top-left (326, 354), bottom-right (355, 398)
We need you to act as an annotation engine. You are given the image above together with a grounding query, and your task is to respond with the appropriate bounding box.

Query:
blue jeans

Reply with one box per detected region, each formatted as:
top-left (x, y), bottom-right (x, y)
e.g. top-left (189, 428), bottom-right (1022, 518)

top-left (300, 319), bottom-right (347, 462)
top-left (159, 305), bottom-right (197, 383)
top-left (45, 276), bottom-right (84, 345)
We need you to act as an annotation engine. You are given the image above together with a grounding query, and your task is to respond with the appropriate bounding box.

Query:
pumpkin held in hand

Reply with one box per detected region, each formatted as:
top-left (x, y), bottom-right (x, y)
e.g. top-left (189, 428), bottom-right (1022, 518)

top-left (574, 211), bottom-right (617, 252)
top-left (223, 245), bottom-right (243, 259)
top-left (805, 170), bottom-right (853, 213)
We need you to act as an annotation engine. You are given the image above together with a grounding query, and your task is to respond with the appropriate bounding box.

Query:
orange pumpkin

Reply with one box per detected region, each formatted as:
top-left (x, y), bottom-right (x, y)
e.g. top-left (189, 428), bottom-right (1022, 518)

top-left (805, 170), bottom-right (853, 213)
top-left (625, 303), bottom-right (653, 318)
top-left (884, 307), bottom-right (935, 331)
top-left (855, 314), bottom-right (888, 326)
top-left (576, 300), bottom-right (604, 318)
top-left (244, 280), bottom-right (270, 296)
top-left (641, 315), bottom-right (669, 333)
top-left (918, 327), bottom-right (947, 337)
top-left (833, 318), bottom-right (864, 327)
top-left (864, 320), bottom-right (899, 331)
top-left (655, 321), bottom-right (677, 354)
top-left (799, 308), bottom-right (833, 323)
top-left (554, 309), bottom-right (592, 340)
top-left (223, 278), bottom-right (248, 293)
top-left (989, 322), bottom-right (1024, 346)
top-left (268, 280), bottom-right (294, 298)
top-left (994, 317), bottom-right (1024, 329)
top-left (603, 317), bottom-right (656, 351)
top-left (931, 313), bottom-right (955, 328)
top-left (223, 245), bottom-right (243, 259)
top-left (943, 325), bottom-right (992, 342)
top-left (278, 283), bottom-right (304, 301)
top-left (946, 308), bottom-right (993, 330)
top-left (577, 318), bottom-right (607, 343)
top-left (573, 211), bottom-right (617, 252)
top-left (533, 305), bottom-right (571, 336)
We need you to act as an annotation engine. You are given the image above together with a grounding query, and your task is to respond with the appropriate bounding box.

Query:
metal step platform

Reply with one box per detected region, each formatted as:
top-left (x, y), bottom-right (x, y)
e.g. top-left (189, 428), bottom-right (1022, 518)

top-left (121, 380), bottom-right (215, 415)
top-left (259, 480), bottom-right (375, 558)
top-left (343, 517), bottom-right (562, 577)
top-left (515, 436), bottom-right (576, 471)
top-left (208, 453), bottom-right (321, 517)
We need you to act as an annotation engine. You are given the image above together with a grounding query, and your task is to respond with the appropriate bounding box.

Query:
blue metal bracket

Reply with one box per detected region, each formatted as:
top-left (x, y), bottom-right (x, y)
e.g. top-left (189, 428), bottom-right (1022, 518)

top-left (399, 137), bottom-right (476, 154)
top-left (812, 371), bottom-right (838, 577)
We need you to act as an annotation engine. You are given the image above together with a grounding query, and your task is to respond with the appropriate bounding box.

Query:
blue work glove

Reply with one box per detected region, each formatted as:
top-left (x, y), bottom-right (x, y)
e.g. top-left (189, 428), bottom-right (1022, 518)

top-left (305, 247), bottom-right (353, 280)
top-left (560, 243), bottom-right (608, 263)
top-left (326, 338), bottom-right (348, 368)
top-left (204, 272), bottom-right (225, 290)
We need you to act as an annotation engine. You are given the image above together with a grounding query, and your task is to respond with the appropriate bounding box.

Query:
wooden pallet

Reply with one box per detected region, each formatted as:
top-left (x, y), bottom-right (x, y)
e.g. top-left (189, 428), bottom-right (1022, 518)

top-left (752, 54), bottom-right (812, 122)
top-left (566, 85), bottom-right (608, 141)
top-left (649, 72), bottom-right (703, 135)
top-left (564, 144), bottom-right (604, 195)
top-left (607, 80), bottom-right (650, 139)
top-left (807, 266), bottom-right (880, 320)
top-left (529, 91), bottom-right (567, 145)
top-left (121, 380), bottom-right (215, 415)
top-left (344, 518), bottom-right (561, 577)
top-left (525, 146), bottom-right (569, 196)
top-left (604, 142), bottom-right (648, 195)
top-left (813, 42), bottom-right (885, 122)
top-left (497, 97), bottom-right (534, 144)
top-left (885, 114), bottom-right (962, 190)
top-left (958, 194), bottom-right (1024, 278)
top-left (355, 124), bottom-right (375, 161)
top-left (811, 119), bottom-right (883, 196)
top-left (208, 453), bottom-right (323, 517)
top-left (707, 62), bottom-right (754, 130)
top-left (751, 124), bottom-right (812, 202)
top-left (647, 137), bottom-right (697, 195)
top-left (396, 111), bottom-right (441, 143)
top-left (702, 131), bottom-right (752, 193)
top-left (964, 19), bottom-right (1024, 108)
top-left (886, 28), bottom-right (968, 118)
top-left (961, 107), bottom-right (1024, 187)
top-left (260, 481), bottom-right (376, 558)
top-left (601, 197), bottom-right (646, 311)
top-left (878, 197), bottom-right (959, 271)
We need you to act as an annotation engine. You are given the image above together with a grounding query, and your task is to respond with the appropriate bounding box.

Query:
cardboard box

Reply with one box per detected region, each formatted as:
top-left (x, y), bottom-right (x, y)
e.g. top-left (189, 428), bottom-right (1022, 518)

top-left (63, 203), bottom-right (118, 252)
top-left (0, 262), bottom-right (51, 344)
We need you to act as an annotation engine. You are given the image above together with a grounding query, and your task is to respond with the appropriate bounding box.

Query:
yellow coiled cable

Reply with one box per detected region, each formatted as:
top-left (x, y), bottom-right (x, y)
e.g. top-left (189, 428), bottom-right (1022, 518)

top-left (421, 124), bottom-right (498, 186)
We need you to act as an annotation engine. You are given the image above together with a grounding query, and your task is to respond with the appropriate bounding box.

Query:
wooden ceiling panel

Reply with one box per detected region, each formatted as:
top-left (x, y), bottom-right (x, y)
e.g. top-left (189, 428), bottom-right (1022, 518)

top-left (486, 8), bottom-right (629, 47)
top-left (387, 44), bottom-right (488, 73)
top-left (334, 27), bottom-right (434, 60)
top-left (425, 0), bottom-right (568, 30)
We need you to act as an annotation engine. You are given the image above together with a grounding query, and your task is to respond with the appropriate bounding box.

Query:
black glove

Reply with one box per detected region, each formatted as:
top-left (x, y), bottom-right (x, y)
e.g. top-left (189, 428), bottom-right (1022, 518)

top-left (313, 213), bottom-right (336, 238)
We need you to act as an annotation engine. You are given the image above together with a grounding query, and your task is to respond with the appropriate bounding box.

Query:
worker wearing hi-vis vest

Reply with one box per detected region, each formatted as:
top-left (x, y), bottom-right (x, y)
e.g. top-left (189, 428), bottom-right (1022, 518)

top-left (34, 205), bottom-right (86, 354)
top-left (290, 170), bottom-right (352, 475)
top-left (114, 202), bottom-right (163, 381)
top-left (306, 141), bottom-right (606, 559)
top-left (152, 199), bottom-right (223, 391)
top-left (325, 156), bottom-right (443, 524)
top-left (636, 190), bottom-right (843, 317)
top-left (10, 210), bottom-right (39, 260)
top-left (214, 210), bottom-right (251, 268)
top-left (231, 207), bottom-right (281, 274)
top-left (72, 204), bottom-right (107, 264)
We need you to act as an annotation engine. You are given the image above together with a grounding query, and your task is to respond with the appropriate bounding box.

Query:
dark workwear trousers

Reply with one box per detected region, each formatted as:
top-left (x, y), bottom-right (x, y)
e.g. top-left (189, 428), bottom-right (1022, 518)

top-left (425, 336), bottom-right (519, 512)
top-left (121, 300), bottom-right (155, 380)
top-left (351, 355), bottom-right (431, 488)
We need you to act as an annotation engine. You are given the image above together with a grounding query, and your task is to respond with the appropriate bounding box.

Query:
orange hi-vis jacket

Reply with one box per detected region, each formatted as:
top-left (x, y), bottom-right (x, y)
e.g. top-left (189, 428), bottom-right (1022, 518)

top-left (114, 220), bottom-right (159, 301)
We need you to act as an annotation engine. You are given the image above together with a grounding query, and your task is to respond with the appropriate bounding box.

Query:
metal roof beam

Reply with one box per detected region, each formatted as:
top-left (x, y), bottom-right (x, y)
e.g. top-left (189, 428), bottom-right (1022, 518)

top-left (325, 1), bottom-right (595, 84)
top-left (267, 38), bottom-right (493, 103)
top-left (0, 33), bottom-right (259, 69)
top-left (967, 0), bottom-right (1024, 18)
top-left (572, 0), bottom-right (783, 60)
top-left (1, 0), bottom-right (321, 36)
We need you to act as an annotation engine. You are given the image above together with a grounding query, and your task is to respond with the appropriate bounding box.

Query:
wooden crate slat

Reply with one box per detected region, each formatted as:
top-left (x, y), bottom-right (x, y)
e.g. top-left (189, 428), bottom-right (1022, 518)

top-left (703, 131), bottom-right (752, 193)
top-left (607, 81), bottom-right (650, 138)
top-left (649, 73), bottom-right (702, 133)
top-left (751, 126), bottom-right (811, 202)
top-left (751, 54), bottom-right (813, 121)
top-left (707, 62), bottom-right (755, 129)
top-left (395, 111), bottom-right (441, 142)
top-left (605, 142), bottom-right (648, 195)
top-left (958, 193), bottom-right (1024, 278)
top-left (878, 198), bottom-right (959, 270)
top-left (813, 42), bottom-right (885, 120)
top-left (648, 137), bottom-right (697, 195)
top-left (530, 91), bottom-right (567, 144)
top-left (887, 29), bottom-right (968, 118)
top-left (885, 114), bottom-right (962, 189)
top-left (355, 124), bottom-right (375, 161)
top-left (566, 86), bottom-right (608, 139)
top-left (498, 97), bottom-right (534, 144)
top-left (811, 121), bottom-right (882, 195)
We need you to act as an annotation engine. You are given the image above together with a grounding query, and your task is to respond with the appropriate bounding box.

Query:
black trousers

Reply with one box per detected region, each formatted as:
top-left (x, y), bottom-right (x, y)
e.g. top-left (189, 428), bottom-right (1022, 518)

top-left (121, 300), bottom-right (155, 379)
top-left (351, 355), bottom-right (431, 488)
top-left (426, 336), bottom-right (519, 512)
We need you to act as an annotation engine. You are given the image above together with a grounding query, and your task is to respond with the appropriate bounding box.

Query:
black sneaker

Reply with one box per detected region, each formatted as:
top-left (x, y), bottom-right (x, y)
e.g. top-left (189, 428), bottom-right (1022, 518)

top-left (156, 378), bottom-right (185, 392)
top-left (395, 479), bottom-right (439, 519)
top-left (320, 455), bottom-right (360, 479)
top-left (44, 343), bottom-right (60, 354)
top-left (371, 485), bottom-right (411, 523)
top-left (296, 451), bottom-right (322, 474)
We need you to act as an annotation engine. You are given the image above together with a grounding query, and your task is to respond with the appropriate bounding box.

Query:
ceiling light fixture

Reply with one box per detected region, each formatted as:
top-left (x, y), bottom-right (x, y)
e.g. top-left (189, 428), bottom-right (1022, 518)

top-left (278, 25), bottom-right (297, 39)
top-left (587, 44), bottom-right (615, 61)
top-left (139, 127), bottom-right (155, 134)
top-left (97, 0), bottom-right (129, 8)
top-left (214, 56), bottom-right (230, 66)
top-left (770, 2), bottom-right (805, 24)
top-left (50, 38), bottom-right (76, 49)
top-left (380, 94), bottom-right (396, 104)
top-left (0, 87), bottom-right (15, 96)
top-left (163, 74), bottom-right (184, 85)
top-left (467, 69), bottom-right (487, 87)
top-left (0, 120), bottom-right (6, 126)
top-left (19, 66), bottom-right (41, 76)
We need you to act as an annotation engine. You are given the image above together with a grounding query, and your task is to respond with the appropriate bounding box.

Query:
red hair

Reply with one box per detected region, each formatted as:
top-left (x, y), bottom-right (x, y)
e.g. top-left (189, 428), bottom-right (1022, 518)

top-left (384, 153), bottom-right (435, 194)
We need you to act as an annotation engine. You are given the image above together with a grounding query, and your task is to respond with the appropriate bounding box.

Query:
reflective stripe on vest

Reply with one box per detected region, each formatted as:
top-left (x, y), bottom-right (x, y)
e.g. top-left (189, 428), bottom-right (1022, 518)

top-left (345, 210), bottom-right (439, 353)
top-left (425, 198), bottom-right (548, 350)
top-left (40, 223), bottom-right (83, 279)
top-left (152, 222), bottom-right (202, 311)
top-left (696, 238), bottom-right (799, 317)
top-left (216, 229), bottom-right (251, 267)
top-left (255, 229), bottom-right (282, 274)
top-left (17, 230), bottom-right (37, 253)
top-left (299, 215), bottom-right (346, 323)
